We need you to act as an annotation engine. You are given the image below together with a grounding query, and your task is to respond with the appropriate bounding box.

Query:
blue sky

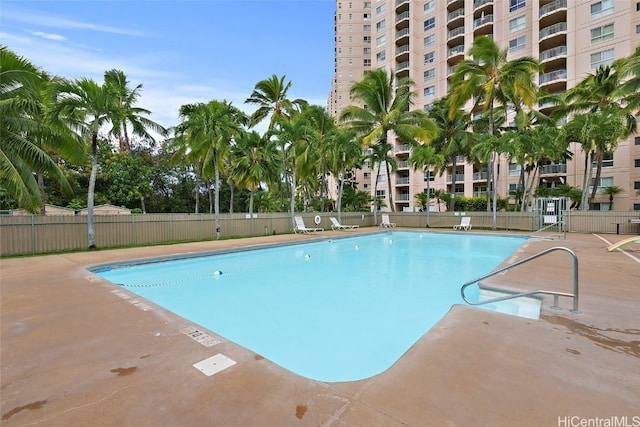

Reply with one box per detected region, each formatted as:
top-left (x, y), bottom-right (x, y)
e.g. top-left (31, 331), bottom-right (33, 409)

top-left (1, 0), bottom-right (336, 131)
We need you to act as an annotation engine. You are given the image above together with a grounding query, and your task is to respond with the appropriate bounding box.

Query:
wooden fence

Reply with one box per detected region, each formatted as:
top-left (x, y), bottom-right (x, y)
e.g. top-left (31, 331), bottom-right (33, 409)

top-left (1, 211), bottom-right (638, 256)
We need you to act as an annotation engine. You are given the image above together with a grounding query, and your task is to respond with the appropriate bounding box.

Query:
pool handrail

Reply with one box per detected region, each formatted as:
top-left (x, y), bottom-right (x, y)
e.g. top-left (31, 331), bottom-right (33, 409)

top-left (460, 246), bottom-right (580, 313)
top-left (531, 220), bottom-right (567, 240)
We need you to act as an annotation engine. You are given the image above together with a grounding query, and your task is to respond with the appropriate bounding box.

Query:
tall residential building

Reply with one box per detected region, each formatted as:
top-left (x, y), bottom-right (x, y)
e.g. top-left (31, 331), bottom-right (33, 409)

top-left (329, 0), bottom-right (640, 212)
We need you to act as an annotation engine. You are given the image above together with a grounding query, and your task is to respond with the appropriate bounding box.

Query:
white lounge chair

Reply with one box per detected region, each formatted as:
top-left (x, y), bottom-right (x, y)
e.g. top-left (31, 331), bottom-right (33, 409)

top-left (380, 214), bottom-right (396, 228)
top-left (453, 216), bottom-right (472, 230)
top-left (330, 217), bottom-right (359, 231)
top-left (293, 216), bottom-right (324, 234)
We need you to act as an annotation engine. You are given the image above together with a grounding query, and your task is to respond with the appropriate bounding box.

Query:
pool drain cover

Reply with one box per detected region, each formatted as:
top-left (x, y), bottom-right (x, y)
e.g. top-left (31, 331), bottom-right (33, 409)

top-left (193, 354), bottom-right (236, 376)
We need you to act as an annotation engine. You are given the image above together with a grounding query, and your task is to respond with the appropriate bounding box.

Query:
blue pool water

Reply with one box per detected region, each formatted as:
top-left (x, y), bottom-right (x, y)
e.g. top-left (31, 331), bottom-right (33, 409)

top-left (93, 231), bottom-right (525, 382)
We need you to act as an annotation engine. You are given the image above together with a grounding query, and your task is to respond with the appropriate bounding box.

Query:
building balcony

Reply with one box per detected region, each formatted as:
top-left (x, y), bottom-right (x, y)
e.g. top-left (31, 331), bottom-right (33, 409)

top-left (473, 172), bottom-right (488, 181)
top-left (447, 26), bottom-right (465, 42)
top-left (395, 27), bottom-right (410, 42)
top-left (539, 69), bottom-right (567, 86)
top-left (473, 191), bottom-right (488, 197)
top-left (540, 0), bottom-right (567, 20)
top-left (539, 22), bottom-right (567, 41)
top-left (448, 45), bottom-right (465, 59)
top-left (539, 45), bottom-right (567, 66)
top-left (395, 177), bottom-right (410, 185)
top-left (395, 44), bottom-right (410, 62)
top-left (473, 0), bottom-right (493, 11)
top-left (395, 0), bottom-right (409, 13)
top-left (395, 11), bottom-right (410, 30)
top-left (397, 160), bottom-right (409, 169)
top-left (447, 8), bottom-right (465, 25)
top-left (395, 144), bottom-right (412, 153)
top-left (473, 14), bottom-right (493, 29)
top-left (395, 193), bottom-right (410, 201)
top-left (446, 174), bottom-right (465, 183)
top-left (395, 60), bottom-right (410, 73)
top-left (540, 163), bottom-right (567, 175)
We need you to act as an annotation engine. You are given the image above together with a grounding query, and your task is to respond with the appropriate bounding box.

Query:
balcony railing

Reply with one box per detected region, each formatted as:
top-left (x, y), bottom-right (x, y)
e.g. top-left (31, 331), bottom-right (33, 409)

top-left (396, 44), bottom-right (410, 56)
top-left (395, 177), bottom-right (410, 185)
top-left (473, 172), bottom-right (488, 180)
top-left (473, 14), bottom-right (493, 29)
top-left (448, 8), bottom-right (465, 21)
top-left (539, 69), bottom-right (567, 85)
top-left (540, 22), bottom-right (567, 39)
top-left (396, 11), bottom-right (410, 23)
top-left (396, 61), bottom-right (410, 72)
top-left (446, 174), bottom-right (465, 183)
top-left (396, 194), bottom-right (410, 201)
top-left (396, 28), bottom-right (410, 39)
top-left (448, 45), bottom-right (465, 57)
top-left (395, 143), bottom-right (412, 153)
top-left (540, 0), bottom-right (567, 17)
top-left (539, 46), bottom-right (567, 62)
top-left (448, 26), bottom-right (465, 39)
top-left (396, 0), bottom-right (409, 6)
top-left (397, 160), bottom-right (409, 168)
top-left (474, 0), bottom-right (493, 9)
top-left (540, 163), bottom-right (567, 174)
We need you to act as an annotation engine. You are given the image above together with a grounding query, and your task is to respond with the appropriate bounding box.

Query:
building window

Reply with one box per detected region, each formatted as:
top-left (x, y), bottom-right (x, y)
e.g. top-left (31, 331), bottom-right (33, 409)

top-left (602, 152), bottom-right (614, 167)
top-left (509, 0), bottom-right (526, 12)
top-left (423, 68), bottom-right (435, 81)
top-left (634, 204), bottom-right (640, 211)
top-left (591, 23), bottom-right (614, 43)
top-left (376, 19), bottom-right (386, 32)
top-left (591, 0), bottom-right (614, 19)
top-left (636, 137), bottom-right (640, 145)
top-left (424, 51), bottom-right (435, 64)
top-left (376, 50), bottom-right (386, 62)
top-left (635, 181), bottom-right (640, 190)
top-left (364, 36), bottom-right (371, 44)
top-left (423, 103), bottom-right (433, 112)
top-left (364, 24), bottom-right (371, 32)
top-left (423, 0), bottom-right (435, 14)
top-left (376, 35), bottom-right (386, 46)
top-left (637, 1), bottom-right (640, 11)
top-left (424, 17), bottom-right (435, 31)
top-left (363, 1), bottom-right (370, 8)
top-left (423, 86), bottom-right (435, 97)
top-left (364, 59), bottom-right (371, 67)
top-left (509, 15), bottom-right (526, 32)
top-left (509, 36), bottom-right (526, 52)
top-left (363, 13), bottom-right (370, 20)
top-left (591, 202), bottom-right (611, 211)
top-left (375, 4), bottom-right (384, 15)
top-left (423, 34), bottom-right (435, 47)
top-left (634, 159), bottom-right (640, 167)
top-left (590, 48), bottom-right (615, 68)
top-left (636, 24), bottom-right (640, 34)
top-left (363, 47), bottom-right (371, 55)
top-left (424, 171), bottom-right (435, 182)
top-left (590, 176), bottom-right (613, 192)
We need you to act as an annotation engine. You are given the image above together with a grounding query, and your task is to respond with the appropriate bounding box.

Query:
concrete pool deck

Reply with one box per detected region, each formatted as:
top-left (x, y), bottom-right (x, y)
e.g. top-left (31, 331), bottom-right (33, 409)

top-left (1, 229), bottom-right (638, 426)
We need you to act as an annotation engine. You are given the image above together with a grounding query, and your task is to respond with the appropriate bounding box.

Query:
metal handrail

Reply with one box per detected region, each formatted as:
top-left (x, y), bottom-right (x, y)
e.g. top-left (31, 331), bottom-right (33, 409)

top-left (461, 247), bottom-right (580, 313)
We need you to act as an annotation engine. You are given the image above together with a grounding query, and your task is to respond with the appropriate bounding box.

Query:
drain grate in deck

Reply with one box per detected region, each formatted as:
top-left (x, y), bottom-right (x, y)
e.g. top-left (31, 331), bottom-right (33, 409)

top-left (193, 354), bottom-right (236, 376)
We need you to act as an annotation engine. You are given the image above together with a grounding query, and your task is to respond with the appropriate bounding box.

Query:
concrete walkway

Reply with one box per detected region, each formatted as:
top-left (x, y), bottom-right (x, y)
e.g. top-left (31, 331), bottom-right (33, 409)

top-left (1, 230), bottom-right (638, 426)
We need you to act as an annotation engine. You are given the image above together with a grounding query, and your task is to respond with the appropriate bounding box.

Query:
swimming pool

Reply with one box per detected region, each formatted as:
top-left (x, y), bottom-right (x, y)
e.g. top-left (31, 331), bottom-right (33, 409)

top-left (92, 231), bottom-right (526, 382)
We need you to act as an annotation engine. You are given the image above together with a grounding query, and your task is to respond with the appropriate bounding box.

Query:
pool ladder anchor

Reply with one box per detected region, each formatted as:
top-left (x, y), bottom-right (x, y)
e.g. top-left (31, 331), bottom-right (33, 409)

top-left (460, 246), bottom-right (581, 314)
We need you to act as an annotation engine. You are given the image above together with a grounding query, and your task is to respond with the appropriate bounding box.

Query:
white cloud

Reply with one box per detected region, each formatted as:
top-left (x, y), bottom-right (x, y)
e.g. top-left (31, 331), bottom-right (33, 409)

top-left (3, 6), bottom-right (149, 37)
top-left (28, 31), bottom-right (67, 41)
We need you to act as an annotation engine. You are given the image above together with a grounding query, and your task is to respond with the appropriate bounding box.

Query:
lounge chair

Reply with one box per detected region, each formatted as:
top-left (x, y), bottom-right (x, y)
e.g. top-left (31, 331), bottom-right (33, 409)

top-left (293, 216), bottom-right (324, 234)
top-left (453, 216), bottom-right (472, 230)
top-left (330, 217), bottom-right (359, 231)
top-left (380, 214), bottom-right (396, 228)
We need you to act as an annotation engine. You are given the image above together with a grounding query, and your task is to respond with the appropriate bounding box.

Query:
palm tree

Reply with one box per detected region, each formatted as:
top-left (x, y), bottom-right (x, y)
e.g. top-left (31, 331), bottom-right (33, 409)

top-left (364, 142), bottom-right (394, 223)
top-left (304, 105), bottom-right (336, 212)
top-left (0, 47), bottom-right (80, 213)
top-left (104, 69), bottom-right (166, 152)
top-left (600, 185), bottom-right (623, 210)
top-left (408, 144), bottom-right (444, 227)
top-left (230, 130), bottom-right (278, 215)
top-left (175, 100), bottom-right (248, 239)
top-left (449, 36), bottom-right (541, 229)
top-left (340, 68), bottom-right (438, 213)
top-left (50, 77), bottom-right (117, 249)
top-left (426, 96), bottom-right (472, 212)
top-left (560, 63), bottom-right (638, 209)
top-left (326, 127), bottom-right (362, 222)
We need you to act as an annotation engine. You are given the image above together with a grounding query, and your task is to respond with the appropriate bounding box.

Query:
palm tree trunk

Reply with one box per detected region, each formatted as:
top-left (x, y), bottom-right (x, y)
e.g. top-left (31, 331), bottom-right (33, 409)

top-left (87, 133), bottom-right (98, 249)
top-left (589, 150), bottom-right (603, 209)
top-left (207, 178), bottom-right (213, 214)
top-left (425, 171), bottom-right (431, 227)
top-left (140, 196), bottom-right (146, 214)
top-left (229, 181), bottom-right (235, 214)
top-left (249, 191), bottom-right (254, 215)
top-left (37, 172), bottom-right (46, 215)
top-left (450, 160), bottom-right (456, 212)
top-left (385, 161), bottom-right (395, 212)
top-left (581, 150), bottom-right (594, 211)
top-left (214, 159), bottom-right (221, 240)
top-left (373, 162), bottom-right (381, 224)
top-left (290, 160), bottom-right (297, 226)
top-left (492, 151), bottom-right (498, 229)
top-left (337, 169), bottom-right (345, 222)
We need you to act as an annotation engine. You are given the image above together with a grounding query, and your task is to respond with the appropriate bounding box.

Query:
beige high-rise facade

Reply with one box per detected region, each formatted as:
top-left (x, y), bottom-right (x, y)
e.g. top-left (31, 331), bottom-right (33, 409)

top-left (329, 0), bottom-right (640, 212)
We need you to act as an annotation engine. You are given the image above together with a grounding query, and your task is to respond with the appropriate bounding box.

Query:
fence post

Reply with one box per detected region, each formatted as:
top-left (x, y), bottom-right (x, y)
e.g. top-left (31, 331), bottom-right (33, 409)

top-left (31, 215), bottom-right (35, 255)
